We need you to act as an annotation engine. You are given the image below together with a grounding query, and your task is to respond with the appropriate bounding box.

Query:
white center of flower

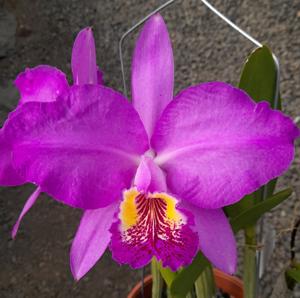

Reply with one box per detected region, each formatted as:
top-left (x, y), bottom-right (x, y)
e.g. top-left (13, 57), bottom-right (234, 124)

top-left (144, 149), bottom-right (156, 159)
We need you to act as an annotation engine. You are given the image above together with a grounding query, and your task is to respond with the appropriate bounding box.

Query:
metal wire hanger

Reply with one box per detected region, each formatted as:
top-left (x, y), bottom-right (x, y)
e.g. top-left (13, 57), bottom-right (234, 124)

top-left (119, 0), bottom-right (280, 109)
top-left (118, 1), bottom-right (281, 297)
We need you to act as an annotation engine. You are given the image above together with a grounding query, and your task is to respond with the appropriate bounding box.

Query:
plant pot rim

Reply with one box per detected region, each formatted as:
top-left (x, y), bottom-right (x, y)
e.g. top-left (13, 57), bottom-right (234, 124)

top-left (128, 268), bottom-right (244, 298)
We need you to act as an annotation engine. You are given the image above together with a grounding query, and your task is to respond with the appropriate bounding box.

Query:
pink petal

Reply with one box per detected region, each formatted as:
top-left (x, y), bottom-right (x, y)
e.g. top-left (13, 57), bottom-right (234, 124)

top-left (152, 82), bottom-right (300, 209)
top-left (184, 203), bottom-right (237, 274)
top-left (71, 27), bottom-right (98, 85)
top-left (1, 66), bottom-right (69, 186)
top-left (70, 202), bottom-right (118, 280)
top-left (15, 65), bottom-right (69, 104)
top-left (131, 14), bottom-right (174, 138)
top-left (12, 187), bottom-right (41, 239)
top-left (0, 130), bottom-right (25, 185)
top-left (7, 85), bottom-right (149, 209)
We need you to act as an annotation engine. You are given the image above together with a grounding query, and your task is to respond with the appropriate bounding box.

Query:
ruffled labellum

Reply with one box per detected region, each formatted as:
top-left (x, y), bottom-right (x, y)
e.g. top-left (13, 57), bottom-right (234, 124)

top-left (110, 187), bottom-right (198, 270)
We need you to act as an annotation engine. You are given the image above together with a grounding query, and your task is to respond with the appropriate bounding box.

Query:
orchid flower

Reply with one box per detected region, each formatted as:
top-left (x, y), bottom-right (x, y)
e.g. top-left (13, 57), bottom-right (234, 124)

top-left (0, 28), bottom-right (102, 238)
top-left (1, 14), bottom-right (299, 281)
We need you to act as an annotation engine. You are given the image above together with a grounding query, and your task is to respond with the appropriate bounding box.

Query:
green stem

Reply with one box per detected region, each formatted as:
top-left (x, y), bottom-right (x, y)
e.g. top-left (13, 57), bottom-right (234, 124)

top-left (194, 264), bottom-right (215, 298)
top-left (166, 288), bottom-right (173, 298)
top-left (151, 259), bottom-right (164, 298)
top-left (244, 225), bottom-right (257, 298)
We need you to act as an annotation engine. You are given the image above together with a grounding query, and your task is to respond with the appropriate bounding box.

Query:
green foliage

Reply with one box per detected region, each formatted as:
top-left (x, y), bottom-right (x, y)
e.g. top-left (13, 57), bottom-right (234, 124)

top-left (239, 45), bottom-right (280, 109)
top-left (286, 268), bottom-right (300, 283)
top-left (151, 259), bottom-right (164, 298)
top-left (169, 253), bottom-right (210, 298)
top-left (157, 260), bottom-right (177, 288)
top-left (230, 188), bottom-right (292, 233)
top-left (286, 267), bottom-right (300, 290)
top-left (194, 264), bottom-right (216, 298)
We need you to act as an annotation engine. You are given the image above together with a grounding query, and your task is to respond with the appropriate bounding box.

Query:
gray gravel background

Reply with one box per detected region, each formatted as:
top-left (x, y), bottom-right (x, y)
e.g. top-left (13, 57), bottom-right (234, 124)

top-left (0, 0), bottom-right (299, 297)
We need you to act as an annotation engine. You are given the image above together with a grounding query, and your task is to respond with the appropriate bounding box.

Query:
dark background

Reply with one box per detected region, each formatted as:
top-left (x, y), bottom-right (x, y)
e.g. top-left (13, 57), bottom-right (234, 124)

top-left (0, 0), bottom-right (299, 297)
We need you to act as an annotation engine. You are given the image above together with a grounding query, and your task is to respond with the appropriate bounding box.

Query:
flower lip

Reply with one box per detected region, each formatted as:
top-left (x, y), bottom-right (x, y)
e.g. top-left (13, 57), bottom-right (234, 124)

top-left (109, 187), bottom-right (199, 271)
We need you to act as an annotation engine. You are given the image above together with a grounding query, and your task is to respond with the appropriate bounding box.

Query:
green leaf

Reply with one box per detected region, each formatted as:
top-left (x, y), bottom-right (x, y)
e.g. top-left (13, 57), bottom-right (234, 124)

top-left (170, 253), bottom-right (210, 298)
top-left (239, 45), bottom-right (280, 109)
top-left (230, 188), bottom-right (292, 233)
top-left (151, 259), bottom-right (164, 298)
top-left (292, 263), bottom-right (300, 270)
top-left (224, 194), bottom-right (255, 218)
top-left (286, 268), bottom-right (300, 284)
top-left (157, 260), bottom-right (177, 288)
top-left (194, 264), bottom-right (216, 298)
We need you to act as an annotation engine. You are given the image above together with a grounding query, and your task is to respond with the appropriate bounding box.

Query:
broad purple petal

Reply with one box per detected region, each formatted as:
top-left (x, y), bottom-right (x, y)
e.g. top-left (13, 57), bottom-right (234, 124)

top-left (0, 130), bottom-right (25, 185)
top-left (70, 202), bottom-right (118, 280)
top-left (6, 85), bottom-right (149, 209)
top-left (184, 203), bottom-right (237, 274)
top-left (12, 187), bottom-right (41, 239)
top-left (131, 14), bottom-right (174, 138)
top-left (153, 82), bottom-right (300, 208)
top-left (72, 27), bottom-right (98, 85)
top-left (1, 65), bottom-right (69, 186)
top-left (15, 65), bottom-right (69, 104)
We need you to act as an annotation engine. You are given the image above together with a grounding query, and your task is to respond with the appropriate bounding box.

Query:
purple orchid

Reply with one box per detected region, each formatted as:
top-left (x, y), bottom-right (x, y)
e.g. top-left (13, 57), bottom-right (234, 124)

top-left (0, 27), bottom-right (102, 238)
top-left (1, 14), bottom-right (299, 280)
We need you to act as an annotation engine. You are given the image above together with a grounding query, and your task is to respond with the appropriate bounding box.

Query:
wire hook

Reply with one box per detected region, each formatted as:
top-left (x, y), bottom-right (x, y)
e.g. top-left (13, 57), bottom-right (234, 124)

top-left (119, 0), bottom-right (280, 109)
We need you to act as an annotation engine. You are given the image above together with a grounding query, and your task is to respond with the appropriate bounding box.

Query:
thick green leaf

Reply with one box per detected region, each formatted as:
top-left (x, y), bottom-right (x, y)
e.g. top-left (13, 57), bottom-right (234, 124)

top-left (170, 253), bottom-right (209, 298)
top-left (151, 259), bottom-right (163, 298)
top-left (286, 268), bottom-right (300, 283)
top-left (239, 45), bottom-right (280, 109)
top-left (292, 263), bottom-right (300, 270)
top-left (194, 264), bottom-right (216, 298)
top-left (224, 193), bottom-right (255, 218)
top-left (230, 188), bottom-right (292, 233)
top-left (157, 260), bottom-right (177, 288)
top-left (243, 225), bottom-right (257, 298)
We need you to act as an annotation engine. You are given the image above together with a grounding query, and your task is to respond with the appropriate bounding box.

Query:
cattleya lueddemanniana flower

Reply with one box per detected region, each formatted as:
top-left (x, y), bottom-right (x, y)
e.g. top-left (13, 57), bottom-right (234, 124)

top-left (0, 27), bottom-right (103, 238)
top-left (0, 14), bottom-right (299, 280)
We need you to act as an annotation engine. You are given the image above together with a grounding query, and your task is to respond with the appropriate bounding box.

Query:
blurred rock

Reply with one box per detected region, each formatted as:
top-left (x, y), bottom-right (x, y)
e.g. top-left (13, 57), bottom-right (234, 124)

top-left (0, 9), bottom-right (16, 57)
top-left (270, 271), bottom-right (293, 298)
top-left (0, 80), bottom-right (19, 111)
top-left (17, 24), bottom-right (32, 38)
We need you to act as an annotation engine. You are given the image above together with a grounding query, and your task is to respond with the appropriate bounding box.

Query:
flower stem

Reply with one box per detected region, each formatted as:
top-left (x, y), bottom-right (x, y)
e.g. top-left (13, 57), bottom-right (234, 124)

top-left (194, 264), bottom-right (215, 298)
top-left (244, 225), bottom-right (257, 298)
top-left (151, 258), bottom-right (163, 298)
